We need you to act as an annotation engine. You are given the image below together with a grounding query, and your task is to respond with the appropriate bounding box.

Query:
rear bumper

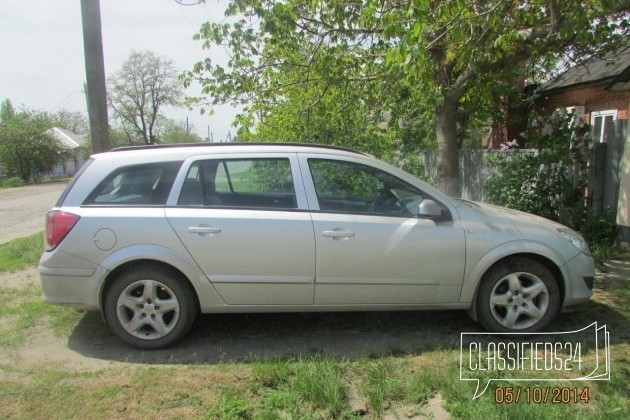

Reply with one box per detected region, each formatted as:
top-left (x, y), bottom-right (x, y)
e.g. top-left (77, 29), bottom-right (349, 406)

top-left (39, 265), bottom-right (102, 311)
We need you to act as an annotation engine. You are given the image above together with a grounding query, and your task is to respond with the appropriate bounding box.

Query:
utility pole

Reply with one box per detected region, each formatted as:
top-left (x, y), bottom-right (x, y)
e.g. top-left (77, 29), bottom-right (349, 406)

top-left (81, 0), bottom-right (110, 153)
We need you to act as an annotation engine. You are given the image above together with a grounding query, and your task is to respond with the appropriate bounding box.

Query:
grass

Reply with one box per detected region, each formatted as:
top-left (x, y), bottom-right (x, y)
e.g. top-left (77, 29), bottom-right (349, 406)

top-left (250, 357), bottom-right (347, 418)
top-left (2, 350), bottom-right (628, 419)
top-left (0, 234), bottom-right (83, 348)
top-left (0, 283), bottom-right (84, 348)
top-left (0, 175), bottom-right (71, 189)
top-left (0, 234), bottom-right (628, 418)
top-left (0, 232), bottom-right (43, 272)
top-left (362, 359), bottom-right (406, 415)
top-left (591, 242), bottom-right (630, 266)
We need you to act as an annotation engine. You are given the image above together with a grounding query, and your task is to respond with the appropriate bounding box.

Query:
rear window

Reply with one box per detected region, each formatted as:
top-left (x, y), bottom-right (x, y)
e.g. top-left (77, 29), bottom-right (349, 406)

top-left (55, 158), bottom-right (94, 206)
top-left (83, 161), bottom-right (182, 205)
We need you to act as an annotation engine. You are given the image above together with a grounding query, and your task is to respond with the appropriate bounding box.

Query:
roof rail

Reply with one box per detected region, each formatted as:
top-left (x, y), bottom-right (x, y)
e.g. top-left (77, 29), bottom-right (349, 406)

top-left (110, 142), bottom-right (367, 155)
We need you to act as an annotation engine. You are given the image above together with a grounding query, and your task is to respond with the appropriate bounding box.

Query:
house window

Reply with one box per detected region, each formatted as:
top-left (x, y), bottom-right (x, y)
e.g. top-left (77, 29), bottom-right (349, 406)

top-left (590, 110), bottom-right (617, 144)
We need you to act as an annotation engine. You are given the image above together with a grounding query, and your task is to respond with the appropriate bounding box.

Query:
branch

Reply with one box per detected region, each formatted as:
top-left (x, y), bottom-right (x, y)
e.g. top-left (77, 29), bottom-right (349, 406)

top-left (449, 1), bottom-right (581, 101)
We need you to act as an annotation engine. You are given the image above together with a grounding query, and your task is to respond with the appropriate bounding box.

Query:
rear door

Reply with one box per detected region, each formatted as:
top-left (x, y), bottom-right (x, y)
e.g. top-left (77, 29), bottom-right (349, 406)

top-left (166, 153), bottom-right (316, 305)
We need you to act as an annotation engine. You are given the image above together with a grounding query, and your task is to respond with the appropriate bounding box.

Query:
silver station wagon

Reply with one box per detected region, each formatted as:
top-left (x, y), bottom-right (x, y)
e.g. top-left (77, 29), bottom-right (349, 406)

top-left (39, 144), bottom-right (595, 349)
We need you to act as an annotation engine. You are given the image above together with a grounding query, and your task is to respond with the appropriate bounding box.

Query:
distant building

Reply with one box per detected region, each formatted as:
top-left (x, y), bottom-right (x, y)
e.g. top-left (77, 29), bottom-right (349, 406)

top-left (45, 127), bottom-right (87, 175)
top-left (535, 43), bottom-right (630, 145)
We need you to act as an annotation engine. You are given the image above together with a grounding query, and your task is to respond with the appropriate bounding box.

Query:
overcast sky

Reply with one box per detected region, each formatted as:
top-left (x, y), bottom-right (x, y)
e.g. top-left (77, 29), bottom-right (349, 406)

top-left (0, 0), bottom-right (237, 141)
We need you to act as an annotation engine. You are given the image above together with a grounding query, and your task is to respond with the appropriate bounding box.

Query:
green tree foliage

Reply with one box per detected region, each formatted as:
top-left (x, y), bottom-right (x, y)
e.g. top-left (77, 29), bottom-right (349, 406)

top-left (155, 116), bottom-right (202, 144)
top-left (0, 98), bottom-right (15, 122)
top-left (107, 124), bottom-right (134, 148)
top-left (185, 0), bottom-right (628, 196)
top-left (0, 99), bottom-right (64, 182)
top-left (51, 110), bottom-right (89, 136)
top-left (108, 50), bottom-right (183, 145)
top-left (108, 117), bottom-right (202, 146)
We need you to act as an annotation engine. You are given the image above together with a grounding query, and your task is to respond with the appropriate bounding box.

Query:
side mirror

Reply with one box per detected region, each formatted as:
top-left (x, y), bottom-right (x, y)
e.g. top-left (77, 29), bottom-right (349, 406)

top-left (418, 199), bottom-right (442, 218)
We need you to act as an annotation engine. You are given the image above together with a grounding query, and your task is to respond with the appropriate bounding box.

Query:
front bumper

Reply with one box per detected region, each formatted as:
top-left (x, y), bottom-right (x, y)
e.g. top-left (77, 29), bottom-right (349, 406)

top-left (560, 251), bottom-right (595, 310)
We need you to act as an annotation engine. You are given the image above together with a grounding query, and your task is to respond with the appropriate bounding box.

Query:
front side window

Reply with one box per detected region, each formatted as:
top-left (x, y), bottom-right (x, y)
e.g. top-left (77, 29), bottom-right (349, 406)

top-left (84, 161), bottom-right (181, 205)
top-left (178, 158), bottom-right (297, 209)
top-left (308, 159), bottom-right (425, 216)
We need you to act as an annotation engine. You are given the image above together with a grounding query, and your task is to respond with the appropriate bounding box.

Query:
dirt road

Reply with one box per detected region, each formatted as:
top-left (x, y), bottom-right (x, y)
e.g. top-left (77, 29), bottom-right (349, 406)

top-left (0, 182), bottom-right (67, 244)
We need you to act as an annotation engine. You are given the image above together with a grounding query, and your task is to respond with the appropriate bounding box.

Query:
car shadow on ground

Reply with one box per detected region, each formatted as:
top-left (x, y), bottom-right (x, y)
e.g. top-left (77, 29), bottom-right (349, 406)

top-left (67, 310), bottom-right (473, 364)
top-left (66, 302), bottom-right (628, 365)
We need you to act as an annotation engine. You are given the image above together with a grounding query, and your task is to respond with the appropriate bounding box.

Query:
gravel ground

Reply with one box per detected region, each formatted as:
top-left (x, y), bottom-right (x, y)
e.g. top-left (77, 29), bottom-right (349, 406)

top-left (0, 182), bottom-right (67, 244)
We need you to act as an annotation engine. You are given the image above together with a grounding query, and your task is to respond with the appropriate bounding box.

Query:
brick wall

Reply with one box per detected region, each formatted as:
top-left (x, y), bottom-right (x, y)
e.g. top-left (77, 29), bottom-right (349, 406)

top-left (536, 84), bottom-right (630, 116)
top-left (486, 84), bottom-right (628, 148)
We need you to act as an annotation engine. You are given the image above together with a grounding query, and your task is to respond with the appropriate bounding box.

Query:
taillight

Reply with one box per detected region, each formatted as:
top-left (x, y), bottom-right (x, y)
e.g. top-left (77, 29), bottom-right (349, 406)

top-left (45, 210), bottom-right (80, 251)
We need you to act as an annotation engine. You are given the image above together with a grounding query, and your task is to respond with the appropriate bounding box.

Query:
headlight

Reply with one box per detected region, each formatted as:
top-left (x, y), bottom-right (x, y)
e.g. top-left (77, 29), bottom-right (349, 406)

top-left (558, 228), bottom-right (590, 255)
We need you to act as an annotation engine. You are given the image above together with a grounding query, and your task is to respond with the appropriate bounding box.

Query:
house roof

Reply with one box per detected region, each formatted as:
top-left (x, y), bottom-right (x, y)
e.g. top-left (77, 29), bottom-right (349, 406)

top-left (46, 127), bottom-right (85, 150)
top-left (537, 43), bottom-right (630, 94)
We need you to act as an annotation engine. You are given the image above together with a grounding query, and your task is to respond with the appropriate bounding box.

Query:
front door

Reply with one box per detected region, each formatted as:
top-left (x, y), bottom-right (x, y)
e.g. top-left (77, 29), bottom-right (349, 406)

top-left (302, 156), bottom-right (466, 305)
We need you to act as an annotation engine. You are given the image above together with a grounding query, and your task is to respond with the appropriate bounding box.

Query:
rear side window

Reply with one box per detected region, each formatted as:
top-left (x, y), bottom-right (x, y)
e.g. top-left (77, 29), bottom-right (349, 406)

top-left (178, 158), bottom-right (296, 209)
top-left (84, 161), bottom-right (182, 205)
top-left (214, 159), bottom-right (294, 195)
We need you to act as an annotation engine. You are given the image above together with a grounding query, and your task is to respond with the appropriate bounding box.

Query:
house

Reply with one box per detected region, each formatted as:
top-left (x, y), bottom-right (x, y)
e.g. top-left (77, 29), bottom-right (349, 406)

top-left (534, 43), bottom-right (630, 243)
top-left (45, 126), bottom-right (86, 175)
top-left (535, 43), bottom-right (630, 142)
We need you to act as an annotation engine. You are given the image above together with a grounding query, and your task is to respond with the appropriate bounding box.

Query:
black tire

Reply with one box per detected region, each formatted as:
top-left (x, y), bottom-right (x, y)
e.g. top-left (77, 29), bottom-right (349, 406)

top-left (104, 265), bottom-right (197, 349)
top-left (476, 257), bottom-right (560, 332)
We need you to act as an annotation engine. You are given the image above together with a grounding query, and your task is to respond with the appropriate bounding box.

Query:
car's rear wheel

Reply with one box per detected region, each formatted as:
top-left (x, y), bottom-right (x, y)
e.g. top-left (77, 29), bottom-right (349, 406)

top-left (477, 257), bottom-right (560, 332)
top-left (104, 266), bottom-right (197, 349)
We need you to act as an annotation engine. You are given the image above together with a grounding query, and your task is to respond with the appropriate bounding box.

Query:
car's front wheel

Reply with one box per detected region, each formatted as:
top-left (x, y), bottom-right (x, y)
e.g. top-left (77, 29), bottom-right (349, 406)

top-left (477, 258), bottom-right (560, 332)
top-left (104, 266), bottom-right (197, 349)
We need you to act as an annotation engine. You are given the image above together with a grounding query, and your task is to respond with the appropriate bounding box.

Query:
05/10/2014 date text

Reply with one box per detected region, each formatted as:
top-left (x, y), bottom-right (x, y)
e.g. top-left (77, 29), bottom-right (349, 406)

top-left (494, 386), bottom-right (590, 404)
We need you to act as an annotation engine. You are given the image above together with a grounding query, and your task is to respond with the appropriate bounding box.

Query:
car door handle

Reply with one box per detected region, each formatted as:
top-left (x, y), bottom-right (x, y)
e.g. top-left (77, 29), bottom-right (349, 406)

top-left (188, 226), bottom-right (221, 234)
top-left (322, 229), bottom-right (355, 238)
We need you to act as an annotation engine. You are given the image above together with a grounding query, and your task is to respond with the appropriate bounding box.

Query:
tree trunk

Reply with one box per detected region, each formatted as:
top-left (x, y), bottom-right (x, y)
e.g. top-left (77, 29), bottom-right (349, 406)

top-left (434, 98), bottom-right (461, 197)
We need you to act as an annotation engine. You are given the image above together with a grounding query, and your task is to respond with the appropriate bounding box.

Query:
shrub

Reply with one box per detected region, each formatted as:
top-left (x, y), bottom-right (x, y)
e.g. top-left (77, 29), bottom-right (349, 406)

top-left (486, 110), bottom-right (589, 228)
top-left (579, 207), bottom-right (617, 246)
top-left (0, 177), bottom-right (25, 188)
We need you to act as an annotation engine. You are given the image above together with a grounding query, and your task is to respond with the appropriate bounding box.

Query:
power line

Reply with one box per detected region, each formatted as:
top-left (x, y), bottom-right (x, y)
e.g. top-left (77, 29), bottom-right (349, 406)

top-left (173, 0), bottom-right (201, 6)
top-left (175, 1), bottom-right (198, 32)
top-left (51, 90), bottom-right (80, 112)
